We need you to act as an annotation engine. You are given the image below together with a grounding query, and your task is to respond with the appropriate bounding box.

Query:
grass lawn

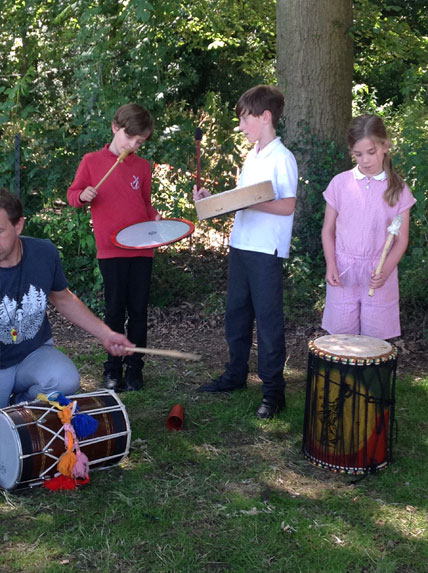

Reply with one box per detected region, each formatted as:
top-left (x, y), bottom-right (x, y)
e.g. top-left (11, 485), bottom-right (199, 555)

top-left (1, 335), bottom-right (427, 572)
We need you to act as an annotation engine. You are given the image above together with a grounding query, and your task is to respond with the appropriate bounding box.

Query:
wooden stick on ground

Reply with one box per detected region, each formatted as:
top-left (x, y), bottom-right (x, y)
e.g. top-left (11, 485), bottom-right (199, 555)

top-left (125, 346), bottom-right (201, 361)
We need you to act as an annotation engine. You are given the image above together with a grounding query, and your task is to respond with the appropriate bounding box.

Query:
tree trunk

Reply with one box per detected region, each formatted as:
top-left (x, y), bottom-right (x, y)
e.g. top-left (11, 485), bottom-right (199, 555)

top-left (277, 0), bottom-right (353, 147)
top-left (276, 0), bottom-right (354, 236)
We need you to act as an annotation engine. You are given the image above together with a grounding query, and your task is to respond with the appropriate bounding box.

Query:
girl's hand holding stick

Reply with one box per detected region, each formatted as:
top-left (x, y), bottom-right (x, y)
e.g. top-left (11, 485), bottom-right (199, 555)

top-left (368, 215), bottom-right (403, 296)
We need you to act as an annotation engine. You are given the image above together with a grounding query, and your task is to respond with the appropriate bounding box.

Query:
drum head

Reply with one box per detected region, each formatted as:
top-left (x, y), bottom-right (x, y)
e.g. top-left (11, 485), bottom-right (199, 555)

top-left (0, 411), bottom-right (22, 490)
top-left (313, 334), bottom-right (393, 360)
top-left (111, 218), bottom-right (195, 250)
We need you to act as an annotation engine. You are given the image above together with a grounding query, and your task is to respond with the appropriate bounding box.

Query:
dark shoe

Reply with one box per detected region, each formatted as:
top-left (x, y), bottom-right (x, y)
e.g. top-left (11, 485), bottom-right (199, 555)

top-left (125, 367), bottom-right (143, 391)
top-left (103, 370), bottom-right (123, 391)
top-left (256, 397), bottom-right (285, 419)
top-left (197, 377), bottom-right (246, 393)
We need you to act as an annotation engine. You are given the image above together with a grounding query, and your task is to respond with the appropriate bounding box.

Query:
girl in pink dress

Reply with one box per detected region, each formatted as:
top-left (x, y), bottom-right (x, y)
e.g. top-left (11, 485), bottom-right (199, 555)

top-left (321, 115), bottom-right (416, 340)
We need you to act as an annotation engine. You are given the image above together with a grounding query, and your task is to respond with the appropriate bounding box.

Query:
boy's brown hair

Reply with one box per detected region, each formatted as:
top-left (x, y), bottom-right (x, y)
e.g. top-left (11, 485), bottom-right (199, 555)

top-left (236, 85), bottom-right (284, 128)
top-left (113, 103), bottom-right (154, 140)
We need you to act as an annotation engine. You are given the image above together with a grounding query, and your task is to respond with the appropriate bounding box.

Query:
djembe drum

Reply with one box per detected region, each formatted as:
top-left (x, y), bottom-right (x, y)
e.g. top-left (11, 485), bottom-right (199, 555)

top-left (302, 334), bottom-right (397, 475)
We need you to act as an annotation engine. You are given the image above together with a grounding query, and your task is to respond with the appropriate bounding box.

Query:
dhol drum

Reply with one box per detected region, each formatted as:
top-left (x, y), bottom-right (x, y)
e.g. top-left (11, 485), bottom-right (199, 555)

top-left (111, 218), bottom-right (194, 250)
top-left (195, 180), bottom-right (275, 220)
top-left (0, 389), bottom-right (131, 490)
top-left (302, 334), bottom-right (397, 475)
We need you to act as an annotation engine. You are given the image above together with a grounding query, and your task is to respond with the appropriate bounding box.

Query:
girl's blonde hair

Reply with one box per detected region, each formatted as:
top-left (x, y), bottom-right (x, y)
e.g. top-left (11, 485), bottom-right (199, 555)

top-left (347, 114), bottom-right (404, 206)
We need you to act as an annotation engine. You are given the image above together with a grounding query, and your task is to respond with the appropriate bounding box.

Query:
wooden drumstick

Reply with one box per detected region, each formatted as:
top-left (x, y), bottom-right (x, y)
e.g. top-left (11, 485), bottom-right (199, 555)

top-left (94, 149), bottom-right (131, 190)
top-left (368, 214), bottom-right (403, 296)
top-left (125, 346), bottom-right (201, 361)
top-left (195, 127), bottom-right (202, 190)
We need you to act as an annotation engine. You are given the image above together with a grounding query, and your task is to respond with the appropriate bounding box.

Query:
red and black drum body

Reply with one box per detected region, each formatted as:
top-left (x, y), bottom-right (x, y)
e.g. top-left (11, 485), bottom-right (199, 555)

top-left (302, 334), bottom-right (397, 475)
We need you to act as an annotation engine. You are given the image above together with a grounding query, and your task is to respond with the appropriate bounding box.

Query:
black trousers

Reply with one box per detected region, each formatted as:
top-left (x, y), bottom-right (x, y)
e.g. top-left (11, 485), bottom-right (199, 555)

top-left (223, 247), bottom-right (286, 401)
top-left (98, 257), bottom-right (153, 373)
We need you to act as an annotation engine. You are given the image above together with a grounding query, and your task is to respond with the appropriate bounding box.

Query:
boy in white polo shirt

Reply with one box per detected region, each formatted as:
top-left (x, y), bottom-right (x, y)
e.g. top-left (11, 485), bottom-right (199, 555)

top-left (194, 85), bottom-right (298, 418)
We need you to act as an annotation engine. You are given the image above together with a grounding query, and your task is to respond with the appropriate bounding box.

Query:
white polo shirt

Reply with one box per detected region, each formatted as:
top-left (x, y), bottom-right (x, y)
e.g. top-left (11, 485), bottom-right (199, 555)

top-left (229, 137), bottom-right (298, 258)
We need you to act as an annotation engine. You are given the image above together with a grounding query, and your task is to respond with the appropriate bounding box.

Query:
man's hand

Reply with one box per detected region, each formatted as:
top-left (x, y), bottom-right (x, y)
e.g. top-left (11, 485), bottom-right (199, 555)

top-left (101, 332), bottom-right (135, 356)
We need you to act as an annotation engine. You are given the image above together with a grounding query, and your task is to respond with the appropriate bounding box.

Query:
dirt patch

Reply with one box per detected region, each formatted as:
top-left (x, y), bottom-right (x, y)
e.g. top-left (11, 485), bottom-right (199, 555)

top-left (48, 304), bottom-right (428, 385)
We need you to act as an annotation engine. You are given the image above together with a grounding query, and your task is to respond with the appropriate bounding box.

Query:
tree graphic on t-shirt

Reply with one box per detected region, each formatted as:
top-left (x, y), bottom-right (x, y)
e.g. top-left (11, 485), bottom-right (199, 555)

top-left (0, 284), bottom-right (47, 344)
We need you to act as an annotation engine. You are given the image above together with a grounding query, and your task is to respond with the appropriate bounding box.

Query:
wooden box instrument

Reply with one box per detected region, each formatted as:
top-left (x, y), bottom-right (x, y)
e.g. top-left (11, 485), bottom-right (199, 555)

top-left (195, 180), bottom-right (275, 220)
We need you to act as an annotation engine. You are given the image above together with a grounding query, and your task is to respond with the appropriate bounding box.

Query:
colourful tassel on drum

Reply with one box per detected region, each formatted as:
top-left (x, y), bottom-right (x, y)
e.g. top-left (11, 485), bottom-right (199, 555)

top-left (57, 394), bottom-right (72, 407)
top-left (57, 403), bottom-right (74, 425)
top-left (43, 475), bottom-right (77, 491)
top-left (72, 413), bottom-right (98, 439)
top-left (57, 450), bottom-right (77, 477)
top-left (35, 394), bottom-right (92, 490)
top-left (73, 451), bottom-right (90, 480)
top-left (42, 475), bottom-right (90, 491)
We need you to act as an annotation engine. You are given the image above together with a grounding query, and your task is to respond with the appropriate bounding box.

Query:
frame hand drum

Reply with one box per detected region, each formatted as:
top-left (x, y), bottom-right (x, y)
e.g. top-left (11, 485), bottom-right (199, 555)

top-left (195, 181), bottom-right (275, 220)
top-left (112, 218), bottom-right (195, 250)
top-left (0, 390), bottom-right (131, 490)
top-left (302, 334), bottom-right (397, 475)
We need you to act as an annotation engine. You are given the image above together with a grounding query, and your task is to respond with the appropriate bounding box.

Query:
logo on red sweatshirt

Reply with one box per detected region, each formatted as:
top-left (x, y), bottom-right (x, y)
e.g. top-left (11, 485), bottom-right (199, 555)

top-left (131, 176), bottom-right (140, 190)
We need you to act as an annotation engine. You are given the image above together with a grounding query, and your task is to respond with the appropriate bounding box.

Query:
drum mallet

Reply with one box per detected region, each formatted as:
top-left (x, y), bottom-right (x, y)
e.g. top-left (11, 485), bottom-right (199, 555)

top-left (94, 149), bottom-right (131, 190)
top-left (195, 127), bottom-right (202, 190)
top-left (125, 346), bottom-right (201, 361)
top-left (368, 214), bottom-right (402, 296)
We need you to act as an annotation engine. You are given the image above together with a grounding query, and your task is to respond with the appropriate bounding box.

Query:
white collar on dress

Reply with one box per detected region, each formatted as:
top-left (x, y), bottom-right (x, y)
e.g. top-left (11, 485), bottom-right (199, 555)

top-left (352, 165), bottom-right (387, 181)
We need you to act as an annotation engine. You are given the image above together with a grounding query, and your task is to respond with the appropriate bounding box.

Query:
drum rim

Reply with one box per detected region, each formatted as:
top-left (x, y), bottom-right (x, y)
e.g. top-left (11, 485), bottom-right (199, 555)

top-left (111, 218), bottom-right (195, 250)
top-left (309, 334), bottom-right (397, 365)
top-left (0, 409), bottom-right (24, 490)
top-left (302, 449), bottom-right (389, 475)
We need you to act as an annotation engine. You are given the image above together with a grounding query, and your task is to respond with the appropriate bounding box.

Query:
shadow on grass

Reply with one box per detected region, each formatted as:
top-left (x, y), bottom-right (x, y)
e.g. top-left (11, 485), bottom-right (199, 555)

top-left (1, 370), bottom-right (427, 572)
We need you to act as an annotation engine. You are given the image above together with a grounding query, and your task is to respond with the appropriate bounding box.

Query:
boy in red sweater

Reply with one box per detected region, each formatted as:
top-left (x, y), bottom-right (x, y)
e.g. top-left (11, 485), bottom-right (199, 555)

top-left (67, 103), bottom-right (160, 392)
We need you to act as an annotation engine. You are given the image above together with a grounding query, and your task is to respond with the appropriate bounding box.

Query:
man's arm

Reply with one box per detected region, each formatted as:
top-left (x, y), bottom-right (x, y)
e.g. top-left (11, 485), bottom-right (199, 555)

top-left (49, 289), bottom-right (134, 356)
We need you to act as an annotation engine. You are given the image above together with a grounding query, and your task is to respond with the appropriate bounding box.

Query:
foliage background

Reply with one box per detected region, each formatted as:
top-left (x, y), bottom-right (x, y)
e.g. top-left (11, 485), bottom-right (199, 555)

top-left (0, 0), bottom-right (427, 327)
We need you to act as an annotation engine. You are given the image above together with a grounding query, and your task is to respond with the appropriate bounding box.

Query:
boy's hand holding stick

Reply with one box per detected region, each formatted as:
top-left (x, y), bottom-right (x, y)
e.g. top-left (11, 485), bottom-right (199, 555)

top-left (368, 214), bottom-right (403, 296)
top-left (193, 127), bottom-right (211, 201)
top-left (94, 149), bottom-right (131, 190)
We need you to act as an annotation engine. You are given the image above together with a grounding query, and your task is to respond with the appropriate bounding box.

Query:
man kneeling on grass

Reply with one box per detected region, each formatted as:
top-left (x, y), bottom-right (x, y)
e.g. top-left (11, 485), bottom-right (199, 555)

top-left (0, 188), bottom-right (135, 408)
